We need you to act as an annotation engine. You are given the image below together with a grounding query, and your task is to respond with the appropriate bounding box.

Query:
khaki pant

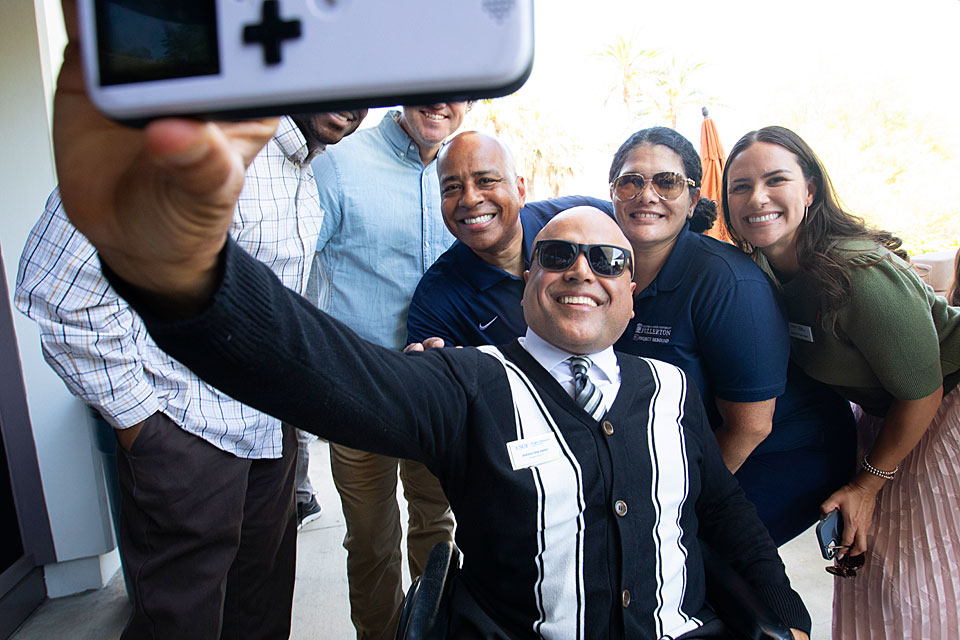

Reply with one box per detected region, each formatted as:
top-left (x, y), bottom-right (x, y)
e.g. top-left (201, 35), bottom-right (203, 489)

top-left (330, 443), bottom-right (455, 640)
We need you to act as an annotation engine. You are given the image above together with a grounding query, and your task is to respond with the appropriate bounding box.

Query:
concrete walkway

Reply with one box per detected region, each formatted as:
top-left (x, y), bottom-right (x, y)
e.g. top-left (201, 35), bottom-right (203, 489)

top-left (10, 440), bottom-right (834, 638)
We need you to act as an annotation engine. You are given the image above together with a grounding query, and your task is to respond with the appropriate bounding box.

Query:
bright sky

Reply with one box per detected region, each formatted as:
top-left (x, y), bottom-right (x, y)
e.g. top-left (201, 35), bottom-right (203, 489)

top-left (476, 0), bottom-right (960, 247)
top-left (530, 0), bottom-right (960, 150)
top-left (40, 0), bottom-right (960, 244)
top-left (46, 0), bottom-right (958, 160)
top-left (361, 0), bottom-right (960, 214)
top-left (43, 0), bottom-right (960, 153)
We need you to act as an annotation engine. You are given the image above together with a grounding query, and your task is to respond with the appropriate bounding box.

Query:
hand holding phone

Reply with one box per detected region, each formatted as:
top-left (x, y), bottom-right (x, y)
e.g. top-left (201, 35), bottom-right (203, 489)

top-left (816, 509), bottom-right (844, 560)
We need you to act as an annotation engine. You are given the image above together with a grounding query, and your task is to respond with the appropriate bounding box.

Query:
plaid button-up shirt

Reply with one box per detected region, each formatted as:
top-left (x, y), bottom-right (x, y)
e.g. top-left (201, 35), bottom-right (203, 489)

top-left (15, 117), bottom-right (321, 458)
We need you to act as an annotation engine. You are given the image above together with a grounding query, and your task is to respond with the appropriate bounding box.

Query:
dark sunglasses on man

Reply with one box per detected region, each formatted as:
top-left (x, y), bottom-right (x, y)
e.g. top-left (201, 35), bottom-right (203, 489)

top-left (534, 240), bottom-right (632, 278)
top-left (611, 171), bottom-right (696, 201)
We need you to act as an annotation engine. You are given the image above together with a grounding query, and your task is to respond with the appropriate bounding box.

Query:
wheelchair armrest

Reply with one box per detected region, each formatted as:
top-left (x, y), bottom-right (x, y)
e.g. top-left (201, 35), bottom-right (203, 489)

top-left (395, 575), bottom-right (420, 640)
top-left (396, 541), bottom-right (460, 640)
top-left (701, 542), bottom-right (794, 640)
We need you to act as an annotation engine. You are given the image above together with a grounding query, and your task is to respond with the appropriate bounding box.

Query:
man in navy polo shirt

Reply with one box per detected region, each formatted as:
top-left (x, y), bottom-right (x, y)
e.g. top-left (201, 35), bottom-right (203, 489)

top-left (406, 131), bottom-right (611, 347)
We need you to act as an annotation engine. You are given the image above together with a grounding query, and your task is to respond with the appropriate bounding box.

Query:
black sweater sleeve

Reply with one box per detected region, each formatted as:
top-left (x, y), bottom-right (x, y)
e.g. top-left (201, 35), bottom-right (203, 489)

top-left (102, 238), bottom-right (476, 467)
top-left (689, 386), bottom-right (811, 634)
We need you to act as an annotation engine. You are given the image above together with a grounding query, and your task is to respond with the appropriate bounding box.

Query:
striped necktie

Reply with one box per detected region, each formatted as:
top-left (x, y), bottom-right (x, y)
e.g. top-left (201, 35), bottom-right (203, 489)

top-left (568, 356), bottom-right (606, 421)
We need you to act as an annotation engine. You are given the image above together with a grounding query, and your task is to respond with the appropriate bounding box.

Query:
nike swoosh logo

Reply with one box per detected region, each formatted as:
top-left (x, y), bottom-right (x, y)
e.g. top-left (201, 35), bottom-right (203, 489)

top-left (478, 316), bottom-right (498, 330)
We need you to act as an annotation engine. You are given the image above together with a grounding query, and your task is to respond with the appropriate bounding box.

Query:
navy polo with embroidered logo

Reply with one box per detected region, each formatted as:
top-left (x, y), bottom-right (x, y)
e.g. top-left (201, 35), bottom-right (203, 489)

top-left (613, 221), bottom-right (789, 426)
top-left (406, 196), bottom-right (613, 346)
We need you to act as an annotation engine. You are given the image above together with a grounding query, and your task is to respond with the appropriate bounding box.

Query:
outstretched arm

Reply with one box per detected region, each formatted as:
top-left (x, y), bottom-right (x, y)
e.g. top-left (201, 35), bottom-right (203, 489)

top-left (52, 0), bottom-right (475, 468)
top-left (102, 238), bottom-right (474, 465)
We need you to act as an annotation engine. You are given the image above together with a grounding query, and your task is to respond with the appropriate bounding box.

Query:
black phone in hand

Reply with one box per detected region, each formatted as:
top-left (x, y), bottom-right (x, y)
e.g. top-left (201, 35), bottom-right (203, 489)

top-left (816, 509), bottom-right (843, 560)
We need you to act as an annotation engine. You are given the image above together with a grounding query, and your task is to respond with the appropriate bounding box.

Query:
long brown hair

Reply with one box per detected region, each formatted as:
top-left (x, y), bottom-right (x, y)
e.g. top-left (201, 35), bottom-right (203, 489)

top-left (950, 248), bottom-right (960, 307)
top-left (721, 126), bottom-right (908, 334)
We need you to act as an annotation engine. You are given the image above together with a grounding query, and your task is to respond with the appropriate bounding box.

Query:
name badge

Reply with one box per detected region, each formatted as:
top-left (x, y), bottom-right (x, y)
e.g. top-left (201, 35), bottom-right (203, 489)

top-left (506, 434), bottom-right (562, 470)
top-left (788, 322), bottom-right (814, 342)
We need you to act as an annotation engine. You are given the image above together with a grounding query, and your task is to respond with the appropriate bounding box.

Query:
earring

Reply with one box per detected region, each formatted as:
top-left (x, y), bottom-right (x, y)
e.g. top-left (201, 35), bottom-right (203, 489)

top-left (803, 204), bottom-right (808, 222)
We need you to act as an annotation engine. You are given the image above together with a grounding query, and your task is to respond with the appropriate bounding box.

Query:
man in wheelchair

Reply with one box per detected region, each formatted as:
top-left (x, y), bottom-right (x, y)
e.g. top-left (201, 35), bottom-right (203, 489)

top-left (81, 165), bottom-right (809, 638)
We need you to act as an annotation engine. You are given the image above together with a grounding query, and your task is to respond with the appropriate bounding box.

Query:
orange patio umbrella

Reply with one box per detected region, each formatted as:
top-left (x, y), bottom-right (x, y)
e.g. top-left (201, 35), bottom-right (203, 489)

top-left (699, 107), bottom-right (730, 242)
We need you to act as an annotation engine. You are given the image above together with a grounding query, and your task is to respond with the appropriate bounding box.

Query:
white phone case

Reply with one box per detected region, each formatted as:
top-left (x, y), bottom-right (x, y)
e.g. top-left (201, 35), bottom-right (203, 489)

top-left (78, 0), bottom-right (534, 122)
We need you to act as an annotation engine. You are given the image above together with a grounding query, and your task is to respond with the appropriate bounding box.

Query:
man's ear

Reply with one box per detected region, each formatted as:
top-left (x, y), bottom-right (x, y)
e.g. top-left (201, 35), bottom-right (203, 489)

top-left (523, 269), bottom-right (530, 282)
top-left (516, 175), bottom-right (527, 207)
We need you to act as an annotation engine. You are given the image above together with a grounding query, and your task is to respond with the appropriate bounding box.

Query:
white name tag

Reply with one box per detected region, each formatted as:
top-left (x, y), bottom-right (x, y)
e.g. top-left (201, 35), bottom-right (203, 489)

top-left (788, 322), bottom-right (815, 342)
top-left (506, 434), bottom-right (562, 470)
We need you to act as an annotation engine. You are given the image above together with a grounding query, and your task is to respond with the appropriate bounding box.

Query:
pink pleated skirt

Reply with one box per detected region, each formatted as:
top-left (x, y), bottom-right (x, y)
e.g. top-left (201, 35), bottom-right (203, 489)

top-left (832, 385), bottom-right (960, 639)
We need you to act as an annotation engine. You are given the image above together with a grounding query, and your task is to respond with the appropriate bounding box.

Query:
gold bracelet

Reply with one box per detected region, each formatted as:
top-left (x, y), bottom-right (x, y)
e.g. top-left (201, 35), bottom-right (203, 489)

top-left (861, 455), bottom-right (897, 480)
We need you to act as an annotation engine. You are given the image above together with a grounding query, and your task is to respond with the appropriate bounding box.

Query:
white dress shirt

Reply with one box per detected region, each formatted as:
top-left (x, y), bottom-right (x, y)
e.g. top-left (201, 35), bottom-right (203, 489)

top-left (519, 328), bottom-right (622, 408)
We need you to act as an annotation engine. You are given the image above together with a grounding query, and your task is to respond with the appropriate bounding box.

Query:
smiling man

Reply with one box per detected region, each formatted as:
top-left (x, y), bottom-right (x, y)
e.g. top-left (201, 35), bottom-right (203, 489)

top-left (407, 131), bottom-right (612, 347)
top-left (291, 109), bottom-right (367, 154)
top-left (310, 102), bottom-right (467, 639)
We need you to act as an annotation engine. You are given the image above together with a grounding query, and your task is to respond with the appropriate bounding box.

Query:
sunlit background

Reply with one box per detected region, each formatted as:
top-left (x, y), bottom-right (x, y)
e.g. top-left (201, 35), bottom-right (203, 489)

top-left (442, 0), bottom-right (960, 254)
top-left (41, 0), bottom-right (960, 254)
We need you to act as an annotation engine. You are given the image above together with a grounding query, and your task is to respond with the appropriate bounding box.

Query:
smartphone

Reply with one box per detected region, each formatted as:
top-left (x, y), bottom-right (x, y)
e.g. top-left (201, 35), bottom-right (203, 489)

top-left (76, 0), bottom-right (535, 124)
top-left (816, 509), bottom-right (844, 560)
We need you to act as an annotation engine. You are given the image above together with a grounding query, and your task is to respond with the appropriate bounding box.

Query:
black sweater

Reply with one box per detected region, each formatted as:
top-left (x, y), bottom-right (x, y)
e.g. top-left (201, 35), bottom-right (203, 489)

top-left (105, 239), bottom-right (810, 639)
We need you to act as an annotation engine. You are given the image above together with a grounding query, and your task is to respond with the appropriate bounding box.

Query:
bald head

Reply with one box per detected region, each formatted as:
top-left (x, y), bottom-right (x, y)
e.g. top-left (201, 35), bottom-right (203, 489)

top-left (522, 207), bottom-right (636, 354)
top-left (534, 206), bottom-right (630, 250)
top-left (439, 131), bottom-right (518, 177)
top-left (437, 131), bottom-right (527, 273)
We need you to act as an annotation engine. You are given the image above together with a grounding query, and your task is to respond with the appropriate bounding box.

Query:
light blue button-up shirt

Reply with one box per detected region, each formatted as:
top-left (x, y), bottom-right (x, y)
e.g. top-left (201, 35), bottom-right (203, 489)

top-left (311, 110), bottom-right (455, 349)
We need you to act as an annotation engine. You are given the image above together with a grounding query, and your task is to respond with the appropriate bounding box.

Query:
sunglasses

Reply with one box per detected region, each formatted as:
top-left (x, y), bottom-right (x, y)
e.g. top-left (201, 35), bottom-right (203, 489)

top-left (534, 240), bottom-right (632, 278)
top-left (825, 552), bottom-right (865, 578)
top-left (611, 172), bottom-right (696, 201)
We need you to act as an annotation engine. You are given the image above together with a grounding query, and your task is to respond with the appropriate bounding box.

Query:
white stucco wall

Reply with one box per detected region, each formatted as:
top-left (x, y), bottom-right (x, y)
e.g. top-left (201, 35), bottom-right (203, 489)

top-left (0, 0), bottom-right (119, 595)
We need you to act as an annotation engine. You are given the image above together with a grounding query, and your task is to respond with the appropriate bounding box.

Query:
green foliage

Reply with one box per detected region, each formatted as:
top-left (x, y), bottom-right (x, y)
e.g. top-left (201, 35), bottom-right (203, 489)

top-left (631, 56), bottom-right (711, 129)
top-left (596, 35), bottom-right (715, 129)
top-left (594, 36), bottom-right (662, 111)
top-left (466, 92), bottom-right (582, 200)
top-left (777, 85), bottom-right (959, 254)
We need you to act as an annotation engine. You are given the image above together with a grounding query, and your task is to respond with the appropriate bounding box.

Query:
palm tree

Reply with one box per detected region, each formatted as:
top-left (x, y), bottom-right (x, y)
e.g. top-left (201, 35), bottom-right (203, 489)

top-left (466, 95), bottom-right (580, 200)
top-left (633, 56), bottom-right (710, 129)
top-left (595, 36), bottom-right (661, 112)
